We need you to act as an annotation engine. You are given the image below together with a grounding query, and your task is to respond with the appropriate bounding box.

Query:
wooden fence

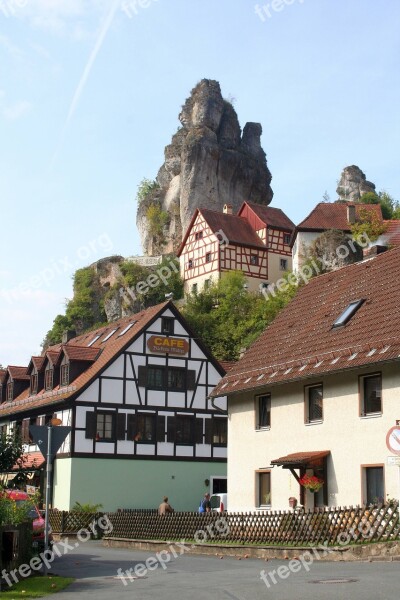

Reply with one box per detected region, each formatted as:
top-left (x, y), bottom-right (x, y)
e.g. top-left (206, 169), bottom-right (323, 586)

top-left (48, 503), bottom-right (400, 547)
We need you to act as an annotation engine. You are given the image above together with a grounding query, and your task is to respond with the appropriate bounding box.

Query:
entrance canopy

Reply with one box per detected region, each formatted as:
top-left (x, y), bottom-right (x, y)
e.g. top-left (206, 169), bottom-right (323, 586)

top-left (271, 450), bottom-right (330, 468)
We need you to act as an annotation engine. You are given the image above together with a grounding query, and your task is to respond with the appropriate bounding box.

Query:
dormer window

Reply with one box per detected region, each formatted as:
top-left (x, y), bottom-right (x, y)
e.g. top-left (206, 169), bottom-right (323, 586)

top-left (45, 369), bottom-right (53, 391)
top-left (332, 299), bottom-right (365, 328)
top-left (60, 364), bottom-right (70, 387)
top-left (6, 382), bottom-right (13, 402)
top-left (30, 374), bottom-right (38, 396)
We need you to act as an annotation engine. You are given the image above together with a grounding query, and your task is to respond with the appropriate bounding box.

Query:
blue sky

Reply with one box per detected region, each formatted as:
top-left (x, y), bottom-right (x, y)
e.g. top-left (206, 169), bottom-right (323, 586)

top-left (0, 0), bottom-right (399, 366)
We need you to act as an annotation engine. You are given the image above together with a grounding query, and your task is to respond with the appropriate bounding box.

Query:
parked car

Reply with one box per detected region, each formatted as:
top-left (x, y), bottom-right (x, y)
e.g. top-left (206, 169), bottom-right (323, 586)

top-left (4, 489), bottom-right (51, 548)
top-left (210, 493), bottom-right (227, 512)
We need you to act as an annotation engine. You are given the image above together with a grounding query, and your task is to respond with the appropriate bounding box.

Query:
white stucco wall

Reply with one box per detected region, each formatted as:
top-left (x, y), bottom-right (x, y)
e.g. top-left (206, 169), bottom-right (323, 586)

top-left (227, 363), bottom-right (400, 512)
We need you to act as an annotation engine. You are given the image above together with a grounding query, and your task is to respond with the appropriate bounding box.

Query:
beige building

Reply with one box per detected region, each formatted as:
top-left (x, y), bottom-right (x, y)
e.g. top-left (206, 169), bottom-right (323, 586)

top-left (211, 246), bottom-right (400, 512)
top-left (177, 202), bottom-right (294, 294)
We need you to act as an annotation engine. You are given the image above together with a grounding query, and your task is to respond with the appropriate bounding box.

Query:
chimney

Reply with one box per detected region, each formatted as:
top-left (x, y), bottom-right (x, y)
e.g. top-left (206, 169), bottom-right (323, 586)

top-left (62, 329), bottom-right (76, 344)
top-left (223, 204), bottom-right (233, 215)
top-left (347, 204), bottom-right (356, 224)
top-left (363, 245), bottom-right (388, 259)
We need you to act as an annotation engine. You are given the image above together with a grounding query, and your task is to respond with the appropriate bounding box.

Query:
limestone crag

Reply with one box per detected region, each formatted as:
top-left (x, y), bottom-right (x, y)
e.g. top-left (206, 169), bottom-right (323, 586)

top-left (137, 79), bottom-right (273, 255)
top-left (336, 165), bottom-right (376, 202)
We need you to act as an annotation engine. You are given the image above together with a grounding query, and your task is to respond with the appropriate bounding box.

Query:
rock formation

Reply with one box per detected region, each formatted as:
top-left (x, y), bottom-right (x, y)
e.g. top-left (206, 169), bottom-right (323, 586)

top-left (336, 165), bottom-right (376, 202)
top-left (137, 79), bottom-right (273, 255)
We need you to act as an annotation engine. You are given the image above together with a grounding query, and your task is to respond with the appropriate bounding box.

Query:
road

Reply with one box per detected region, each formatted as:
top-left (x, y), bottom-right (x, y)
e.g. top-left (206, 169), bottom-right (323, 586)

top-left (47, 540), bottom-right (399, 599)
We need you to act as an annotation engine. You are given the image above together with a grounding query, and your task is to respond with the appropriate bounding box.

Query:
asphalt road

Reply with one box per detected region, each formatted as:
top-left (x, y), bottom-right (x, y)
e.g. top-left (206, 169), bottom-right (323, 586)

top-left (46, 540), bottom-right (400, 600)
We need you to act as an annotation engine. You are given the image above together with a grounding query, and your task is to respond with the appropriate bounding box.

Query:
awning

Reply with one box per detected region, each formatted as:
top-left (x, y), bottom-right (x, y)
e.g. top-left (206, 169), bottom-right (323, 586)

top-left (271, 451), bottom-right (330, 468)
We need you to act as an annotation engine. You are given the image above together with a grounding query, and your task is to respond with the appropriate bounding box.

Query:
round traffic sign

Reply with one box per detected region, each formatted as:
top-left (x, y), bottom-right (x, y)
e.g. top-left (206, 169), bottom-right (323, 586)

top-left (386, 426), bottom-right (400, 456)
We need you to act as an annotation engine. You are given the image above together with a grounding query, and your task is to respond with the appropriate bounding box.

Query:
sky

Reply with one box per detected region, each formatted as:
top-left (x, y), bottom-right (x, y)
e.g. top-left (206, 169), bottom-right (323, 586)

top-left (0, 0), bottom-right (399, 366)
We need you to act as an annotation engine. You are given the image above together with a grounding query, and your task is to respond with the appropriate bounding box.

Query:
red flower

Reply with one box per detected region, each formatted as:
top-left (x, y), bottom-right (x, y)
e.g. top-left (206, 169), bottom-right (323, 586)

top-left (299, 474), bottom-right (324, 491)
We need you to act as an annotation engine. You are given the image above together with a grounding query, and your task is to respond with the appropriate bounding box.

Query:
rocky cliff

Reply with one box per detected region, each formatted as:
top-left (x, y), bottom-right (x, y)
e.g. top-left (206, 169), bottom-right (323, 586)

top-left (137, 79), bottom-right (273, 255)
top-left (336, 165), bottom-right (376, 202)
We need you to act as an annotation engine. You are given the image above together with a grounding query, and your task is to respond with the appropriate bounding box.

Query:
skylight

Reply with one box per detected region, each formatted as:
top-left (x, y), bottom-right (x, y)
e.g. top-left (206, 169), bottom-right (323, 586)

top-left (332, 300), bottom-right (364, 328)
top-left (101, 329), bottom-right (118, 342)
top-left (118, 322), bottom-right (135, 337)
top-left (87, 335), bottom-right (100, 347)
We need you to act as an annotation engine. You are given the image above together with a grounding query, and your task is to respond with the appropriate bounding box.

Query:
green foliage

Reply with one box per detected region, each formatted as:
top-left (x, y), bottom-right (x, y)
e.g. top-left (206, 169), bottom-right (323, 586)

top-left (146, 204), bottom-right (170, 250)
top-left (71, 501), bottom-right (103, 512)
top-left (0, 431), bottom-right (25, 484)
top-left (0, 487), bottom-right (38, 526)
top-left (136, 178), bottom-right (160, 205)
top-left (350, 206), bottom-right (387, 242)
top-left (181, 271), bottom-right (298, 361)
top-left (0, 575), bottom-right (74, 597)
top-left (360, 190), bottom-right (399, 220)
top-left (43, 267), bottom-right (107, 348)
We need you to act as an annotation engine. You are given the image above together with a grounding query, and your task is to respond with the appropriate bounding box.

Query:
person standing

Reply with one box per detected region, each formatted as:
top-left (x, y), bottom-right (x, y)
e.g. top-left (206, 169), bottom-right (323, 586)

top-left (199, 493), bottom-right (211, 513)
top-left (158, 496), bottom-right (174, 515)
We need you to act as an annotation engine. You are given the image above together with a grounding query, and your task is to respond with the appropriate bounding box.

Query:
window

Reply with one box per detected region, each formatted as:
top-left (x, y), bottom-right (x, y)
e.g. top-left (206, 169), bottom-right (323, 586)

top-left (176, 415), bottom-right (193, 444)
top-left (44, 369), bottom-right (53, 391)
top-left (280, 259), bottom-right (288, 271)
top-left (205, 252), bottom-right (212, 263)
top-left (188, 259), bottom-right (193, 269)
top-left (305, 384), bottom-right (323, 423)
top-left (96, 412), bottom-right (114, 441)
top-left (364, 466), bottom-right (384, 504)
top-left (161, 317), bottom-right (174, 335)
top-left (361, 374), bottom-right (382, 415)
top-left (6, 382), bottom-right (13, 402)
top-left (30, 374), bottom-right (38, 396)
top-left (118, 322), bottom-right (135, 337)
top-left (195, 231), bottom-right (203, 240)
top-left (332, 299), bottom-right (364, 328)
top-left (256, 395), bottom-right (271, 429)
top-left (284, 234), bottom-right (291, 245)
top-left (102, 329), bottom-right (118, 342)
top-left (145, 366), bottom-right (191, 392)
top-left (250, 254), bottom-right (258, 266)
top-left (204, 279), bottom-right (210, 290)
top-left (60, 364), bottom-right (69, 387)
top-left (192, 283), bottom-right (198, 294)
top-left (87, 335), bottom-right (100, 347)
top-left (257, 471), bottom-right (271, 507)
top-left (135, 413), bottom-right (155, 442)
top-left (212, 419), bottom-right (227, 445)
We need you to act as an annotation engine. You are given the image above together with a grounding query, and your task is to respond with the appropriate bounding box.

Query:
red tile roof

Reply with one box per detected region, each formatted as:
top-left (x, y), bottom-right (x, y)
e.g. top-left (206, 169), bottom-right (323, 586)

top-left (383, 220), bottom-right (400, 247)
top-left (296, 202), bottom-right (383, 232)
top-left (30, 357), bottom-right (46, 372)
top-left (0, 369), bottom-right (7, 384)
top-left (245, 202), bottom-right (295, 231)
top-left (63, 346), bottom-right (100, 362)
top-left (219, 361), bottom-right (237, 373)
top-left (199, 208), bottom-right (266, 249)
top-left (17, 451), bottom-right (45, 470)
top-left (45, 350), bottom-right (61, 366)
top-left (8, 366), bottom-right (30, 381)
top-left (211, 246), bottom-right (400, 397)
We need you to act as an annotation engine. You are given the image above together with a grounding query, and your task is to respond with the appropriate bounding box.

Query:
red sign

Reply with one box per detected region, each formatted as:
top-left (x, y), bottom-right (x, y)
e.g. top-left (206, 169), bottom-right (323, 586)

top-left (147, 336), bottom-right (189, 356)
top-left (386, 426), bottom-right (400, 456)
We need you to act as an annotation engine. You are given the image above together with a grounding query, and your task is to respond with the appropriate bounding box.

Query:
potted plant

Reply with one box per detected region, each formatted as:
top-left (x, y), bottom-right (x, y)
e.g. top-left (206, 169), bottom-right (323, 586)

top-left (299, 474), bottom-right (324, 493)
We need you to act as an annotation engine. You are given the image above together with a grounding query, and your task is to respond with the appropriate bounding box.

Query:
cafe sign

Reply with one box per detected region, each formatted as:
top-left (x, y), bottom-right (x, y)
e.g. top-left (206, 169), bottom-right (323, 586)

top-left (147, 335), bottom-right (189, 356)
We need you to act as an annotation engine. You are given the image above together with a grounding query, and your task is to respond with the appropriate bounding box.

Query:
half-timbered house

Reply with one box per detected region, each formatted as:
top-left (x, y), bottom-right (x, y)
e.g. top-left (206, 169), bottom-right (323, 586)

top-left (0, 302), bottom-right (228, 511)
top-left (177, 202), bottom-right (294, 294)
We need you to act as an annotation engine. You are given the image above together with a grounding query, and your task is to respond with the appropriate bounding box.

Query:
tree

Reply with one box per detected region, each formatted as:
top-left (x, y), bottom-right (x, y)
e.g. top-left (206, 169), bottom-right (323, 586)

top-left (0, 431), bottom-right (25, 487)
top-left (360, 190), bottom-right (399, 220)
top-left (350, 206), bottom-right (387, 242)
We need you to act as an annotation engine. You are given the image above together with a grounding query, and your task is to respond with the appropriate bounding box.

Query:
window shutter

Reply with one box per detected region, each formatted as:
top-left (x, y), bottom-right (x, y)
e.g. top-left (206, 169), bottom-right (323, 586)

top-left (116, 413), bottom-right (126, 441)
top-left (138, 366), bottom-right (147, 387)
top-left (195, 418), bottom-right (203, 444)
top-left (167, 416), bottom-right (176, 443)
top-left (22, 419), bottom-right (30, 443)
top-left (127, 414), bottom-right (136, 440)
top-left (187, 370), bottom-right (196, 390)
top-left (157, 416), bottom-right (165, 442)
top-left (85, 412), bottom-right (96, 439)
top-left (205, 419), bottom-right (212, 444)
